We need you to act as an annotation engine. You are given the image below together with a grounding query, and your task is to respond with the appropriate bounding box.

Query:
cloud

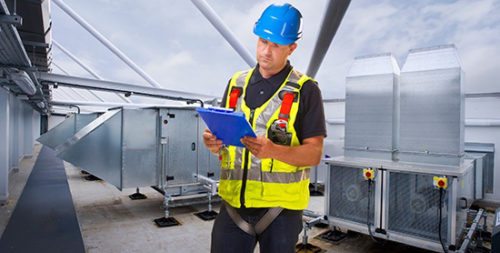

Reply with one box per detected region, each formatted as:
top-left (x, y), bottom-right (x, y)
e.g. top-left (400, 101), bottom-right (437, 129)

top-left (51, 0), bottom-right (500, 103)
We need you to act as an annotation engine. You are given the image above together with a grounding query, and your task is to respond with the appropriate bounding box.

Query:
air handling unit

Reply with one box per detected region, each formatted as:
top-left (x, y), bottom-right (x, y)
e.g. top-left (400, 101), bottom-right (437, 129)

top-left (325, 45), bottom-right (482, 252)
top-left (38, 106), bottom-right (220, 225)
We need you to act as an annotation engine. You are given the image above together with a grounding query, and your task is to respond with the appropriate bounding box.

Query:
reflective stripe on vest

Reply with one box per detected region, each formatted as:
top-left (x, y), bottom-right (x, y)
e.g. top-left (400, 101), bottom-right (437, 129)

top-left (219, 67), bottom-right (314, 210)
top-left (220, 168), bottom-right (310, 183)
top-left (230, 69), bottom-right (306, 174)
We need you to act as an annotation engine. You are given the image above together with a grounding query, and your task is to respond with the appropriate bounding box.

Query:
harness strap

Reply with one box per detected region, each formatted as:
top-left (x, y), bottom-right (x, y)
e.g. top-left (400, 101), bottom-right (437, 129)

top-left (223, 201), bottom-right (283, 236)
top-left (254, 207), bottom-right (284, 235)
top-left (278, 92), bottom-right (295, 123)
top-left (228, 87), bottom-right (242, 110)
top-left (224, 202), bottom-right (256, 236)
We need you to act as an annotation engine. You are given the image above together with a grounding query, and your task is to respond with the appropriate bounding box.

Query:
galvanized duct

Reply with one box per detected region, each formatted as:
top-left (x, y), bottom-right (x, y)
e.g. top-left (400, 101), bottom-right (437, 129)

top-left (399, 45), bottom-right (465, 166)
top-left (344, 53), bottom-right (400, 161)
top-left (42, 107), bottom-right (219, 191)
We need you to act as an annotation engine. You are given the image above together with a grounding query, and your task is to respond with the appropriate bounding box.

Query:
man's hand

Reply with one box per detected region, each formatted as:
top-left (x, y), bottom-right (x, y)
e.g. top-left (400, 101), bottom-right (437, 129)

top-left (241, 135), bottom-right (275, 159)
top-left (203, 129), bottom-right (223, 154)
top-left (242, 135), bottom-right (323, 166)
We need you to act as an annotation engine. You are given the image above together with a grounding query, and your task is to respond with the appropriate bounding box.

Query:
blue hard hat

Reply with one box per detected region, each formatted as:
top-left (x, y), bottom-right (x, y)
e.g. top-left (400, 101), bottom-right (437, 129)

top-left (253, 3), bottom-right (303, 45)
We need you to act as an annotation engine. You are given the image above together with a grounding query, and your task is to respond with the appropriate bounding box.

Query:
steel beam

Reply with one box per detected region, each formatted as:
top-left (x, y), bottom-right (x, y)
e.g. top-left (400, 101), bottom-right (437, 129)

top-left (53, 40), bottom-right (131, 103)
top-left (52, 99), bottom-right (182, 108)
top-left (306, 0), bottom-right (351, 78)
top-left (53, 40), bottom-right (102, 79)
top-left (190, 0), bottom-right (256, 67)
top-left (53, 0), bottom-right (163, 88)
top-left (37, 72), bottom-right (215, 103)
top-left (0, 14), bottom-right (22, 26)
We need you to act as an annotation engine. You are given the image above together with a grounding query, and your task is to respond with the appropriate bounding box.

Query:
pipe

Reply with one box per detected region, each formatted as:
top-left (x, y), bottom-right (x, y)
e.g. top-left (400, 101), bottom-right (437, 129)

top-left (38, 73), bottom-right (212, 106)
top-left (466, 92), bottom-right (500, 98)
top-left (466, 119), bottom-right (500, 127)
top-left (53, 40), bottom-right (102, 80)
top-left (53, 41), bottom-right (131, 103)
top-left (51, 100), bottom-right (180, 108)
top-left (52, 0), bottom-right (163, 88)
top-left (69, 104), bottom-right (81, 114)
top-left (326, 118), bottom-right (500, 127)
top-left (457, 209), bottom-right (484, 253)
top-left (190, 0), bottom-right (256, 67)
top-left (322, 92), bottom-right (500, 103)
top-left (306, 0), bottom-right (351, 78)
top-left (52, 104), bottom-right (81, 114)
top-left (326, 118), bottom-right (345, 125)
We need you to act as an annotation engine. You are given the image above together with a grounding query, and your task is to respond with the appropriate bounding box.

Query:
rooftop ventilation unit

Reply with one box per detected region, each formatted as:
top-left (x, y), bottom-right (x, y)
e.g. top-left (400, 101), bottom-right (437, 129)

top-left (325, 45), bottom-right (477, 252)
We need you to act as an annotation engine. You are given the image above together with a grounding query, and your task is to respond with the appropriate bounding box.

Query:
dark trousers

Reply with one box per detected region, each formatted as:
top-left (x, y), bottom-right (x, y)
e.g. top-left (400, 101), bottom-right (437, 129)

top-left (211, 204), bottom-right (303, 253)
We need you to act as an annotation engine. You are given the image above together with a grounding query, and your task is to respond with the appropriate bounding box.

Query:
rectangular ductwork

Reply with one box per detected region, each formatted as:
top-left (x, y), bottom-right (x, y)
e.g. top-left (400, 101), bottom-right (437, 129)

top-left (44, 107), bottom-right (219, 192)
top-left (37, 113), bottom-right (99, 149)
top-left (399, 45), bottom-right (465, 166)
top-left (344, 53), bottom-right (400, 161)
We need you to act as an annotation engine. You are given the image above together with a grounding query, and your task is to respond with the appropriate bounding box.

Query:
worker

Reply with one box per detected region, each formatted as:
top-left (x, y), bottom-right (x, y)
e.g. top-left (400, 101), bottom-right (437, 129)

top-left (203, 3), bottom-right (326, 253)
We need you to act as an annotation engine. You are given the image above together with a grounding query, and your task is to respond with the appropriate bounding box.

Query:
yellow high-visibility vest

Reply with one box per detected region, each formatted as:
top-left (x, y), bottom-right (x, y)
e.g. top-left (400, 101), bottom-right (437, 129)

top-left (218, 68), bottom-right (313, 210)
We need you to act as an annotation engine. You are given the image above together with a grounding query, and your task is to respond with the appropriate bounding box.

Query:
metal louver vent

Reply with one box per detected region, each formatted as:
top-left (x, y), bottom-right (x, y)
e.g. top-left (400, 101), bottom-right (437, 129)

top-left (388, 172), bottom-right (449, 242)
top-left (329, 165), bottom-right (375, 224)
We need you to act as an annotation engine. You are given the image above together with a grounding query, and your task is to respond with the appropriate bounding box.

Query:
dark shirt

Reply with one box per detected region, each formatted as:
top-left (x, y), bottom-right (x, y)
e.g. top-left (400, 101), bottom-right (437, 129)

top-left (221, 62), bottom-right (327, 143)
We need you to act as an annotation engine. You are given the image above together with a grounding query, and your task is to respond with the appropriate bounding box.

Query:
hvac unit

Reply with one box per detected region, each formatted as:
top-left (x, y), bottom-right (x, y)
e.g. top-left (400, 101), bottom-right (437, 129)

top-left (325, 45), bottom-right (480, 252)
top-left (39, 107), bottom-right (219, 194)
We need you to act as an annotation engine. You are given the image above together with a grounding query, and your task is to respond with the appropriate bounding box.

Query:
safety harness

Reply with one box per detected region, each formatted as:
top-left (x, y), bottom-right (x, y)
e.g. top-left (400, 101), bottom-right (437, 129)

top-left (224, 202), bottom-right (283, 236)
top-left (228, 87), bottom-right (243, 110)
top-left (222, 83), bottom-right (297, 236)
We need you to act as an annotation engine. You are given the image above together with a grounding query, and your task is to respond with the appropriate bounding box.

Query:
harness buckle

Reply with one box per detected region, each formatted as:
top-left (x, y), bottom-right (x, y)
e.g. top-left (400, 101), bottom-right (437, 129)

top-left (269, 119), bottom-right (292, 145)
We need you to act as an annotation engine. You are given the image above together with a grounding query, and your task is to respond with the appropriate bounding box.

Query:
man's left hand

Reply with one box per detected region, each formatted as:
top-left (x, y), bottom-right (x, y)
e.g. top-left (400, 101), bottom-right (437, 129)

top-left (241, 135), bottom-right (275, 159)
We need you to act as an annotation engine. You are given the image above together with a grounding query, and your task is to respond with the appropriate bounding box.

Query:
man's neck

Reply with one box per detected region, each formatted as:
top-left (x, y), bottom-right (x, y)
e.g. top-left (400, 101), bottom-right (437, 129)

top-left (259, 62), bottom-right (287, 79)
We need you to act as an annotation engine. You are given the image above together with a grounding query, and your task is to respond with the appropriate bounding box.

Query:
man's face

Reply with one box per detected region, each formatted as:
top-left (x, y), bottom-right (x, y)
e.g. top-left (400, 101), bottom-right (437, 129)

top-left (256, 38), bottom-right (297, 74)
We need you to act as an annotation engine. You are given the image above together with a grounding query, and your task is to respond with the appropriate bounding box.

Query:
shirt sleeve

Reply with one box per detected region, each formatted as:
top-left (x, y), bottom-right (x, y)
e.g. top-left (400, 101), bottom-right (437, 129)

top-left (294, 80), bottom-right (327, 142)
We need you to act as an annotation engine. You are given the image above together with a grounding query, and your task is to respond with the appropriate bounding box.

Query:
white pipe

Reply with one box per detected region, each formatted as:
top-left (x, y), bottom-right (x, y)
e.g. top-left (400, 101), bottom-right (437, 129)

top-left (190, 0), bottom-right (256, 67)
top-left (466, 119), bottom-right (500, 127)
top-left (53, 0), bottom-right (162, 88)
top-left (53, 41), bottom-right (131, 103)
top-left (53, 40), bottom-right (102, 79)
top-left (326, 118), bottom-right (500, 127)
top-left (326, 118), bottom-right (345, 125)
top-left (51, 99), bottom-right (184, 108)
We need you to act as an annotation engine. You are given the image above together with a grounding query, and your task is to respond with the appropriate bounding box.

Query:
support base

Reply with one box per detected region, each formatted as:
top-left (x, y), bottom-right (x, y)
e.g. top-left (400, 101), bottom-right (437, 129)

top-left (154, 217), bottom-right (180, 227)
top-left (295, 243), bottom-right (323, 253)
top-left (194, 210), bottom-right (218, 221)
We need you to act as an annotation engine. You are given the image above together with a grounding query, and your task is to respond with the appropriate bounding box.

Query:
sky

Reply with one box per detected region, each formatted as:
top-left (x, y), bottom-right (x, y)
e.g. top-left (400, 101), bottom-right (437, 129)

top-left (49, 0), bottom-right (500, 105)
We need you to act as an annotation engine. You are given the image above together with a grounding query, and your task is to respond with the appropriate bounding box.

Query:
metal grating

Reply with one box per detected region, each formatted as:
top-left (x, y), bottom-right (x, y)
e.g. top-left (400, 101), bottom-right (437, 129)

top-left (388, 172), bottom-right (449, 241)
top-left (329, 165), bottom-right (375, 224)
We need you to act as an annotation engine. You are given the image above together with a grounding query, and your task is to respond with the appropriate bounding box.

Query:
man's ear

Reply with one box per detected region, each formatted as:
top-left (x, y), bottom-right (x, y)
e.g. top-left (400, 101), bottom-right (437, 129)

top-left (288, 43), bottom-right (298, 55)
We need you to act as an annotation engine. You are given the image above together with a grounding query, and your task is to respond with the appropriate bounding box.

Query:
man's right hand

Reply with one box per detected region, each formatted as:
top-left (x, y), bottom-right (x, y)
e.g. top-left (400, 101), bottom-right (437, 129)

top-left (203, 129), bottom-right (223, 154)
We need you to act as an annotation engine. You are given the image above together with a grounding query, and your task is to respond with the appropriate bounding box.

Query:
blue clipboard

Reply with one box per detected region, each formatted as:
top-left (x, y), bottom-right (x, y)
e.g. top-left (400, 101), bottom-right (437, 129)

top-left (196, 107), bottom-right (256, 147)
